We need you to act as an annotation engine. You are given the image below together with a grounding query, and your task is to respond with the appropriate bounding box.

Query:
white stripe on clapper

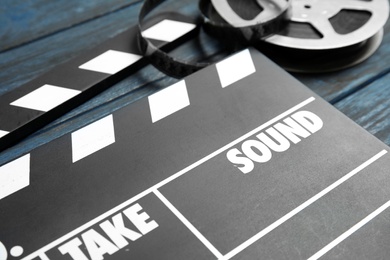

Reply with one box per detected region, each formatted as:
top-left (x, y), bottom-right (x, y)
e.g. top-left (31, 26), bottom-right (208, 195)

top-left (39, 252), bottom-right (50, 260)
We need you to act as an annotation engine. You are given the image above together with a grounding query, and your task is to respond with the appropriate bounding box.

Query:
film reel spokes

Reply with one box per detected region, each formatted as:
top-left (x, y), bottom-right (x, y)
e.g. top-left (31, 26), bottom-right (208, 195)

top-left (266, 0), bottom-right (389, 50)
top-left (210, 0), bottom-right (290, 27)
top-left (262, 0), bottom-right (390, 72)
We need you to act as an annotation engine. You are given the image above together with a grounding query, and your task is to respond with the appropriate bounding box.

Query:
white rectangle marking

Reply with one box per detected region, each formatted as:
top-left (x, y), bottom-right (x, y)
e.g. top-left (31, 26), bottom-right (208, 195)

top-left (0, 130), bottom-right (9, 138)
top-left (142, 19), bottom-right (196, 42)
top-left (79, 50), bottom-right (142, 74)
top-left (148, 80), bottom-right (190, 123)
top-left (216, 49), bottom-right (256, 88)
top-left (0, 154), bottom-right (30, 201)
top-left (222, 150), bottom-right (388, 260)
top-left (21, 97), bottom-right (314, 260)
top-left (71, 115), bottom-right (115, 163)
top-left (10, 85), bottom-right (81, 112)
top-left (308, 197), bottom-right (390, 260)
top-left (154, 189), bottom-right (223, 259)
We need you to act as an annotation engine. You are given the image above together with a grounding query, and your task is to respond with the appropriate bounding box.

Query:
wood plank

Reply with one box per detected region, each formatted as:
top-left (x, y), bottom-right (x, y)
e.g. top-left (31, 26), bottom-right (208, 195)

top-left (0, 2), bottom-right (142, 95)
top-left (0, 0), bottom-right (140, 52)
top-left (334, 72), bottom-right (390, 146)
top-left (0, 0), bottom-right (200, 95)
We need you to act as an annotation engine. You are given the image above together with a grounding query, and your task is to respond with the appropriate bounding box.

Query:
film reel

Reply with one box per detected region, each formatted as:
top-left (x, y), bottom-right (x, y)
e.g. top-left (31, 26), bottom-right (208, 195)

top-left (261, 0), bottom-right (390, 72)
top-left (265, 0), bottom-right (389, 49)
top-left (210, 0), bottom-right (389, 72)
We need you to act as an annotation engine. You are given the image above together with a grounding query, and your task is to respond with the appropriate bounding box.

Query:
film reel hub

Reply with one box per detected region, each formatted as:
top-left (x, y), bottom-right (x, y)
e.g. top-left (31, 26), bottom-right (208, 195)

top-left (210, 0), bottom-right (289, 27)
top-left (266, 0), bottom-right (390, 50)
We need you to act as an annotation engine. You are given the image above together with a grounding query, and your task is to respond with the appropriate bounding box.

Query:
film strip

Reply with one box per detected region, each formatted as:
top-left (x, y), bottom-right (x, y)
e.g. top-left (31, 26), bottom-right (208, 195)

top-left (1, 48), bottom-right (390, 260)
top-left (0, 13), bottom-right (199, 152)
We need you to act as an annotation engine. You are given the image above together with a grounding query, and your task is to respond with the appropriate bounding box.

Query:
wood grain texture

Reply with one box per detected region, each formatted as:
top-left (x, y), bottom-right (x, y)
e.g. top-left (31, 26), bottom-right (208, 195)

top-left (335, 72), bottom-right (390, 146)
top-left (0, 2), bottom-right (143, 95)
top-left (0, 0), bottom-right (199, 95)
top-left (0, 0), bottom-right (140, 52)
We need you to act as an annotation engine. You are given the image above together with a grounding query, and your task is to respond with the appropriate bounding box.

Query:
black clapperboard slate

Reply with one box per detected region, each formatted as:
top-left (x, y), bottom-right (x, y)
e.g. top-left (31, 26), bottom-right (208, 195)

top-left (0, 13), bottom-right (197, 151)
top-left (1, 48), bottom-right (390, 260)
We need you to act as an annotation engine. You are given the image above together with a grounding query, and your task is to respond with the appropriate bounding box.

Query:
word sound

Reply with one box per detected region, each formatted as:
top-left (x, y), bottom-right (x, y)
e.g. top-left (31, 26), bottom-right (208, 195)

top-left (227, 110), bottom-right (323, 174)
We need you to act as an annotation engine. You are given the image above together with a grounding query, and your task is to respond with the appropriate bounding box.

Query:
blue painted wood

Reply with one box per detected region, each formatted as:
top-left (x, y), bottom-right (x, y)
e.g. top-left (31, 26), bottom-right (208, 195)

top-left (0, 2), bottom-right (143, 95)
top-left (0, 0), bottom-right (140, 52)
top-left (0, 0), bottom-right (200, 95)
top-left (335, 72), bottom-right (390, 146)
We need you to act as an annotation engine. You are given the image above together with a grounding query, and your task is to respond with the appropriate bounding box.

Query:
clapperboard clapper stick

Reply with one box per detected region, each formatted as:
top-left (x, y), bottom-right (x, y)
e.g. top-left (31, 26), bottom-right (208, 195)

top-left (1, 48), bottom-right (390, 259)
top-left (0, 12), bottom-right (199, 152)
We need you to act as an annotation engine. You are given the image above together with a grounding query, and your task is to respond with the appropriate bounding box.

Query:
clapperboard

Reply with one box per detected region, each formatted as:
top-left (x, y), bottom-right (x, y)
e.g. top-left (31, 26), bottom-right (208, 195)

top-left (0, 13), bottom-right (197, 151)
top-left (1, 48), bottom-right (390, 260)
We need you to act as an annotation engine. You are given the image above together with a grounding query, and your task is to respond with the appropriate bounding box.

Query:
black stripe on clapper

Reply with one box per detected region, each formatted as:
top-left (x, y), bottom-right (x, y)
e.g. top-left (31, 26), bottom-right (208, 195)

top-left (0, 12), bottom-right (199, 152)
